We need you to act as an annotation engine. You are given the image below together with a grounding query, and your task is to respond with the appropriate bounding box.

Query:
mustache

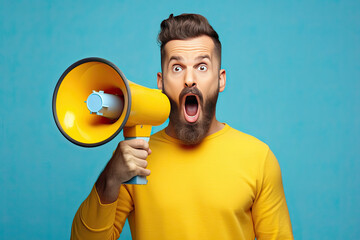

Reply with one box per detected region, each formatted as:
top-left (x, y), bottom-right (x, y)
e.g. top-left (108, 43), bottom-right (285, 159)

top-left (178, 87), bottom-right (204, 104)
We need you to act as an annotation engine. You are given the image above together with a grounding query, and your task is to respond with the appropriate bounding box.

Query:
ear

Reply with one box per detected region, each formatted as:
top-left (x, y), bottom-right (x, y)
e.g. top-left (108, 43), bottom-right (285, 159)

top-left (218, 69), bottom-right (226, 92)
top-left (157, 72), bottom-right (163, 90)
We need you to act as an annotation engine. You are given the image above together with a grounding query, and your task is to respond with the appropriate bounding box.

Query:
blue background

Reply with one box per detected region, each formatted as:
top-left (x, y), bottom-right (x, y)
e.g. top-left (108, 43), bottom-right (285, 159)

top-left (0, 0), bottom-right (359, 239)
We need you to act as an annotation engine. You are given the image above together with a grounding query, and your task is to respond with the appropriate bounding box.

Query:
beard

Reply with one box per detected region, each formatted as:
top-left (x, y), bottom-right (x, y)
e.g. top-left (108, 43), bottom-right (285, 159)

top-left (163, 84), bottom-right (219, 145)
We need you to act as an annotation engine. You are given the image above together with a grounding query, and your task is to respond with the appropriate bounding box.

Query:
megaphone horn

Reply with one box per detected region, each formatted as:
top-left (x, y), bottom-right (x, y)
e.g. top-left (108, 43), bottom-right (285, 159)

top-left (52, 57), bottom-right (170, 184)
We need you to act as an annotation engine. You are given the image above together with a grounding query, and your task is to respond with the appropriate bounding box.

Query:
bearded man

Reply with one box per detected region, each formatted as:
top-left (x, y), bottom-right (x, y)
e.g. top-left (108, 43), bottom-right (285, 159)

top-left (71, 14), bottom-right (294, 240)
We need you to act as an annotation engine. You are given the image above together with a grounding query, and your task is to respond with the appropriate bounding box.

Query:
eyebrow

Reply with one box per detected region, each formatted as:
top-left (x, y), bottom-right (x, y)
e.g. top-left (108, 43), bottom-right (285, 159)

top-left (168, 54), bottom-right (211, 63)
top-left (195, 54), bottom-right (211, 61)
top-left (169, 55), bottom-right (183, 62)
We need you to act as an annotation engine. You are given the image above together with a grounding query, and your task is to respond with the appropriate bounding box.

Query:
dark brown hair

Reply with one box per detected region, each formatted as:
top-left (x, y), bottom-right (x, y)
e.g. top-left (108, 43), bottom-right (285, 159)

top-left (158, 13), bottom-right (222, 69)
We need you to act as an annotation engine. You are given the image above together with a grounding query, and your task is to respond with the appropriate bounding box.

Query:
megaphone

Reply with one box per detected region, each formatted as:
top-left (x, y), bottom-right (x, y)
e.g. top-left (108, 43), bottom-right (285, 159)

top-left (52, 57), bottom-right (170, 184)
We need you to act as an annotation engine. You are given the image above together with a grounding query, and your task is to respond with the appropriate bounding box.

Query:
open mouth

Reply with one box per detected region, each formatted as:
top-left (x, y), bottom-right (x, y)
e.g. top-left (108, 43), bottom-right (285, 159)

top-left (183, 94), bottom-right (200, 123)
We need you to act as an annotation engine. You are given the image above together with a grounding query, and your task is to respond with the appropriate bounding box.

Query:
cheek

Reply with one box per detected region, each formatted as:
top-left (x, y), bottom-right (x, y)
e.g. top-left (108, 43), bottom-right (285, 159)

top-left (163, 80), bottom-right (182, 104)
top-left (197, 77), bottom-right (219, 97)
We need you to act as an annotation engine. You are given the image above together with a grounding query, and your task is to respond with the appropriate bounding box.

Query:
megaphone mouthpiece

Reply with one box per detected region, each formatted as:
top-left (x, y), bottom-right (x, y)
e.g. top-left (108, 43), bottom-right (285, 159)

top-left (86, 90), bottom-right (124, 120)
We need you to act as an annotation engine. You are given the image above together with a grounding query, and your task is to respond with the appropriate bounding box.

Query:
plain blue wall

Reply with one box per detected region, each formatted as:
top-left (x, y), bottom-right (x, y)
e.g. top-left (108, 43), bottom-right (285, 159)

top-left (1, 0), bottom-right (359, 239)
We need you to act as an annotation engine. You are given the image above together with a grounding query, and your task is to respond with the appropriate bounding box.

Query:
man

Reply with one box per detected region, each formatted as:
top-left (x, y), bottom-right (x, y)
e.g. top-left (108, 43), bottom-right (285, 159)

top-left (71, 14), bottom-right (293, 240)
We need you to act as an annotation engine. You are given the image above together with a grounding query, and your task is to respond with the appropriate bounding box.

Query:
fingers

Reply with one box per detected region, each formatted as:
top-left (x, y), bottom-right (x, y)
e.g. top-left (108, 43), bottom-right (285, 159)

top-left (126, 159), bottom-right (151, 177)
top-left (126, 139), bottom-right (151, 153)
top-left (133, 157), bottom-right (148, 168)
top-left (112, 139), bottom-right (152, 182)
top-left (136, 166), bottom-right (151, 177)
top-left (127, 156), bottom-right (150, 175)
top-left (116, 139), bottom-right (151, 157)
top-left (131, 148), bottom-right (150, 160)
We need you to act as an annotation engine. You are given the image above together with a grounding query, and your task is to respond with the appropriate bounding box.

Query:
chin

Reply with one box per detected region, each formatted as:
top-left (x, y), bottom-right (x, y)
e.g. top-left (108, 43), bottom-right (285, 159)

top-left (172, 113), bottom-right (212, 145)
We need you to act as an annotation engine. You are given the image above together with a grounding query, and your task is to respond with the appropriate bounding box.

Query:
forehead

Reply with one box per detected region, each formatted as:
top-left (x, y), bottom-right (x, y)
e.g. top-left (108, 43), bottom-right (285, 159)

top-left (163, 35), bottom-right (215, 61)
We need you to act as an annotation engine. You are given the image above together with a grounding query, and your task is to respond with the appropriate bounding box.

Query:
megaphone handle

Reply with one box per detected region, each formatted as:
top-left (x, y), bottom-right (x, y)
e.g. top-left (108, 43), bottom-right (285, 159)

top-left (122, 136), bottom-right (150, 185)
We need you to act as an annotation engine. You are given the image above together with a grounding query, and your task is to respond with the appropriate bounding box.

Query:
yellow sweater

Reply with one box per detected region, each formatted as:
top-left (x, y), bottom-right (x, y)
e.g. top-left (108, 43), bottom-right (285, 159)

top-left (71, 124), bottom-right (293, 240)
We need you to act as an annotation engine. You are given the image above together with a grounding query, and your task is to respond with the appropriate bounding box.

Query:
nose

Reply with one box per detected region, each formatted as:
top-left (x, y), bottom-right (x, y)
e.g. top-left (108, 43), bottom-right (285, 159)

top-left (184, 70), bottom-right (196, 88)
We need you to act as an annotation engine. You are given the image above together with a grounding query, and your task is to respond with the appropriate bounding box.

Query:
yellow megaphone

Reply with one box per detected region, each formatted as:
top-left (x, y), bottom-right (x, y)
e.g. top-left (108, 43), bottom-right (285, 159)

top-left (52, 57), bottom-right (170, 184)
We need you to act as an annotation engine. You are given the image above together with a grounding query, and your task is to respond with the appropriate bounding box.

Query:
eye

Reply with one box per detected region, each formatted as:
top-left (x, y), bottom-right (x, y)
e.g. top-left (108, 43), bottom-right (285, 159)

top-left (198, 64), bottom-right (207, 71)
top-left (172, 65), bottom-right (183, 72)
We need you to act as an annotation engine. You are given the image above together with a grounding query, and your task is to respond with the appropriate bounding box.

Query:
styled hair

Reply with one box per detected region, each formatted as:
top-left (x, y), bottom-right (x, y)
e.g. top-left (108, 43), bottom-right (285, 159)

top-left (158, 13), bottom-right (221, 69)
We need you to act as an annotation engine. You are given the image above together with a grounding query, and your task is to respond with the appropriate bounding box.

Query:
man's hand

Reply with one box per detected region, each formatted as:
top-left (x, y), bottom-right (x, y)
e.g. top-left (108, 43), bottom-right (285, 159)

top-left (95, 139), bottom-right (151, 204)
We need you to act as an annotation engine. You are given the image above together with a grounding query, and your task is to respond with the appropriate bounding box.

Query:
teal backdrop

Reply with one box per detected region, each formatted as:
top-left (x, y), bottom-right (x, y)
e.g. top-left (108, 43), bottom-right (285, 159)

top-left (1, 0), bottom-right (359, 239)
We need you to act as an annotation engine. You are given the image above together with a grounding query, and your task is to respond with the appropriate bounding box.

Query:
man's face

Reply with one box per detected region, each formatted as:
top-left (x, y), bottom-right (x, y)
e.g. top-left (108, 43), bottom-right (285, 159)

top-left (157, 35), bottom-right (226, 145)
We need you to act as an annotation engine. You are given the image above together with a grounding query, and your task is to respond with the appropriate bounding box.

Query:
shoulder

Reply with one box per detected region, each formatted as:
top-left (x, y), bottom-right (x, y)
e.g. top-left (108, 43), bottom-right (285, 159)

top-left (224, 124), bottom-right (270, 152)
top-left (205, 124), bottom-right (272, 167)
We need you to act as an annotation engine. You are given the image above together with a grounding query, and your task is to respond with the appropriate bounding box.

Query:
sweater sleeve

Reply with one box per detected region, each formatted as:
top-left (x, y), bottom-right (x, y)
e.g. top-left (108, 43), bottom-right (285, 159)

top-left (71, 184), bottom-right (134, 240)
top-left (252, 149), bottom-right (294, 240)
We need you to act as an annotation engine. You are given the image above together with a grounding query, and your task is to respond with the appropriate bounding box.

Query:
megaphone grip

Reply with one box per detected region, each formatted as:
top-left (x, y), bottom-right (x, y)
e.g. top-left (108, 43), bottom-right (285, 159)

top-left (122, 136), bottom-right (150, 185)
